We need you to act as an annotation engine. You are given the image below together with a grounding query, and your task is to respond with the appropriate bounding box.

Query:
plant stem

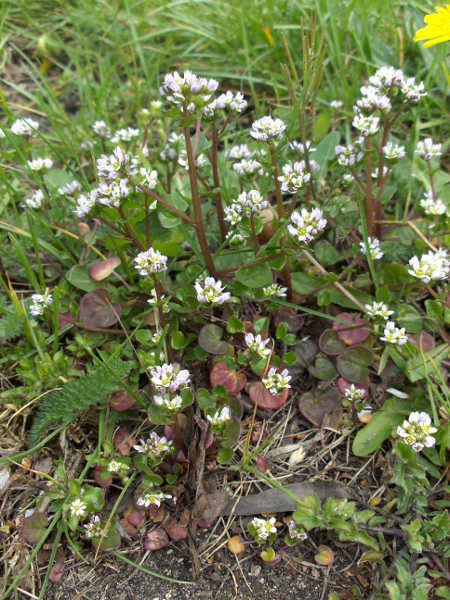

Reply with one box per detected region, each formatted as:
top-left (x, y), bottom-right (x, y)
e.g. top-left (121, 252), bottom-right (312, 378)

top-left (210, 122), bottom-right (227, 243)
top-left (137, 184), bottom-right (197, 227)
top-left (364, 136), bottom-right (374, 238)
top-left (182, 116), bottom-right (217, 276)
top-left (216, 252), bottom-right (285, 275)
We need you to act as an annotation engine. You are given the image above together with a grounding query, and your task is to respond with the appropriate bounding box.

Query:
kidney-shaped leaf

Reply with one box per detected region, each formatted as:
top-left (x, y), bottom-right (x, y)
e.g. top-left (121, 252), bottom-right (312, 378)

top-left (299, 387), bottom-right (342, 428)
top-left (336, 346), bottom-right (373, 383)
top-left (248, 381), bottom-right (290, 410)
top-left (319, 329), bottom-right (346, 355)
top-left (145, 528), bottom-right (169, 551)
top-left (78, 289), bottom-right (122, 328)
top-left (22, 512), bottom-right (47, 545)
top-left (198, 324), bottom-right (229, 354)
top-left (210, 361), bottom-right (247, 394)
top-left (333, 312), bottom-right (370, 345)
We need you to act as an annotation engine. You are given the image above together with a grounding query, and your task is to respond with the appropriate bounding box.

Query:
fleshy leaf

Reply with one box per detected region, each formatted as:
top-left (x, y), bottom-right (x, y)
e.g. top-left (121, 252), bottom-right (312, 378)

top-left (210, 361), bottom-right (246, 394)
top-left (319, 329), bottom-right (346, 355)
top-left (315, 544), bottom-right (334, 565)
top-left (78, 289), bottom-right (122, 328)
top-left (336, 346), bottom-right (373, 383)
top-left (22, 513), bottom-right (47, 545)
top-left (198, 324), bottom-right (229, 354)
top-left (333, 312), bottom-right (370, 345)
top-left (228, 536), bottom-right (245, 554)
top-left (89, 257), bottom-right (121, 281)
top-left (145, 528), bottom-right (169, 551)
top-left (299, 387), bottom-right (342, 428)
top-left (308, 356), bottom-right (337, 380)
top-left (248, 381), bottom-right (290, 410)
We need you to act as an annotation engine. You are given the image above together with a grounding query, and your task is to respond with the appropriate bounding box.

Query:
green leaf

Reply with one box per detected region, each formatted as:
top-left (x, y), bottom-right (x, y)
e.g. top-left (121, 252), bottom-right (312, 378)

top-left (227, 316), bottom-right (244, 334)
top-left (196, 388), bottom-right (216, 411)
top-left (254, 317), bottom-right (270, 334)
top-left (406, 344), bottom-right (449, 383)
top-left (336, 346), bottom-right (373, 383)
top-left (397, 304), bottom-right (423, 334)
top-left (198, 324), bottom-right (229, 354)
top-left (69, 479), bottom-right (81, 496)
top-left (435, 586), bottom-right (450, 599)
top-left (260, 547), bottom-right (276, 562)
top-left (236, 263), bottom-right (273, 288)
top-left (293, 494), bottom-right (322, 530)
top-left (352, 396), bottom-right (409, 456)
top-left (376, 285), bottom-right (391, 304)
top-left (425, 299), bottom-right (443, 320)
top-left (217, 447), bottom-right (234, 464)
top-left (157, 192), bottom-right (188, 228)
top-left (313, 131), bottom-right (340, 178)
top-left (275, 322), bottom-right (288, 340)
top-left (291, 272), bottom-right (374, 310)
top-left (65, 265), bottom-right (105, 292)
top-left (314, 240), bottom-right (340, 266)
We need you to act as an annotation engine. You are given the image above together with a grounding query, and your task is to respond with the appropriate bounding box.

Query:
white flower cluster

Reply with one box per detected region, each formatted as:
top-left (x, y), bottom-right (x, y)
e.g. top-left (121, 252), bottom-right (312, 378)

top-left (25, 189), bottom-right (45, 209)
top-left (365, 302), bottom-right (394, 320)
top-left (263, 283), bottom-right (287, 298)
top-left (250, 116), bottom-right (286, 142)
top-left (84, 515), bottom-right (103, 538)
top-left (97, 146), bottom-right (129, 180)
top-left (134, 247), bottom-right (168, 277)
top-left (160, 70), bottom-right (218, 114)
top-left (288, 520), bottom-right (308, 541)
top-left (245, 333), bottom-right (271, 358)
top-left (228, 144), bottom-right (253, 160)
top-left (278, 161), bottom-right (312, 193)
top-left (397, 411), bottom-right (437, 452)
top-left (369, 66), bottom-right (426, 103)
top-left (250, 517), bottom-right (277, 540)
top-left (419, 191), bottom-right (446, 216)
top-left (205, 91), bottom-right (247, 116)
top-left (356, 85), bottom-right (392, 114)
top-left (288, 208), bottom-right (327, 244)
top-left (178, 150), bottom-right (206, 171)
top-left (137, 490), bottom-right (172, 508)
top-left (352, 114), bottom-right (380, 137)
top-left (408, 250), bottom-right (450, 284)
top-left (360, 237), bottom-right (384, 260)
top-left (28, 157), bottom-right (53, 171)
top-left (290, 140), bottom-right (316, 154)
top-left (335, 142), bottom-right (364, 167)
top-left (11, 118), bottom-right (39, 136)
top-left (74, 190), bottom-right (98, 218)
top-left (150, 363), bottom-right (191, 394)
top-left (97, 179), bottom-right (130, 208)
top-left (416, 138), bottom-right (442, 160)
top-left (30, 288), bottom-right (53, 317)
top-left (206, 406), bottom-right (231, 428)
top-left (380, 321), bottom-right (408, 345)
top-left (233, 158), bottom-right (264, 177)
top-left (92, 120), bottom-right (111, 138)
top-left (195, 276), bottom-right (230, 305)
top-left (262, 368), bottom-right (291, 395)
top-left (134, 432), bottom-right (174, 459)
top-left (136, 167), bottom-right (158, 192)
top-left (59, 181), bottom-right (81, 196)
top-left (160, 132), bottom-right (182, 162)
top-left (111, 127), bottom-right (139, 144)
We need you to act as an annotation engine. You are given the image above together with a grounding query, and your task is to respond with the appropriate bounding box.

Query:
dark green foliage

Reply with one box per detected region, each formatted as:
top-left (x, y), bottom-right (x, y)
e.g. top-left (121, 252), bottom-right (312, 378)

top-left (28, 359), bottom-right (132, 445)
top-left (0, 310), bottom-right (24, 341)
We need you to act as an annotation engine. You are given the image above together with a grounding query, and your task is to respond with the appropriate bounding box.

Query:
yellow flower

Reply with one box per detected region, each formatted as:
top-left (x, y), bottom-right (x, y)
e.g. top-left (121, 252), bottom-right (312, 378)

top-left (414, 5), bottom-right (450, 47)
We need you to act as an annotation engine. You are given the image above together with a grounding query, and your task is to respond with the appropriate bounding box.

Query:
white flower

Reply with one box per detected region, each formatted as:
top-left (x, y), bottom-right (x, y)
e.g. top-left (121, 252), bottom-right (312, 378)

top-left (330, 100), bottom-right (343, 109)
top-left (111, 127), bottom-right (140, 143)
top-left (408, 250), bottom-right (450, 284)
top-left (397, 412), bottom-right (437, 452)
top-left (134, 248), bottom-right (168, 277)
top-left (369, 67), bottom-right (405, 90)
top-left (11, 118), bottom-right (39, 136)
top-left (150, 363), bottom-right (191, 394)
top-left (228, 144), bottom-right (253, 160)
top-left (69, 498), bottom-right (87, 517)
top-left (137, 490), bottom-right (172, 508)
top-left (233, 159), bottom-right (263, 177)
top-left (224, 203), bottom-right (243, 225)
top-left (108, 460), bottom-right (128, 474)
top-left (380, 321), bottom-right (408, 346)
top-left (352, 114), bottom-right (380, 136)
top-left (335, 143), bottom-right (364, 167)
top-left (344, 384), bottom-right (366, 402)
top-left (28, 157), bottom-right (53, 171)
top-left (234, 189), bottom-right (268, 217)
top-left (92, 120), bottom-right (111, 138)
top-left (278, 161), bottom-right (311, 193)
top-left (250, 517), bottom-right (277, 540)
top-left (365, 302), bottom-right (394, 320)
top-left (30, 288), bottom-right (53, 316)
top-left (288, 208), bottom-right (327, 244)
top-left (59, 181), bottom-right (81, 196)
top-left (250, 116), bottom-right (286, 142)
top-left (154, 394), bottom-right (183, 411)
top-left (416, 139), bottom-right (441, 160)
top-left (97, 146), bottom-right (129, 180)
top-left (401, 78), bottom-right (427, 103)
top-left (262, 367), bottom-right (291, 395)
top-left (74, 191), bottom-right (98, 218)
top-left (290, 140), bottom-right (316, 154)
top-left (137, 167), bottom-right (158, 191)
top-left (382, 142), bottom-right (406, 162)
top-left (133, 432), bottom-right (174, 458)
top-left (263, 283), bottom-right (287, 298)
top-left (195, 277), bottom-right (230, 305)
top-left (245, 333), bottom-right (271, 358)
top-left (419, 192), bottom-right (446, 216)
top-left (207, 407), bottom-right (231, 427)
top-left (25, 189), bottom-right (45, 209)
top-left (360, 237), bottom-right (384, 260)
